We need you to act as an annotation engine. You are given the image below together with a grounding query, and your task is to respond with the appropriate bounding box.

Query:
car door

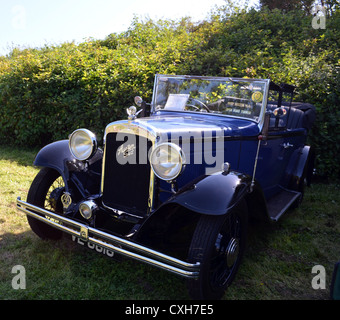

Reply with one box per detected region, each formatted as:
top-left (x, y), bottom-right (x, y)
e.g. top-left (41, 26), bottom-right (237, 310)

top-left (255, 102), bottom-right (306, 199)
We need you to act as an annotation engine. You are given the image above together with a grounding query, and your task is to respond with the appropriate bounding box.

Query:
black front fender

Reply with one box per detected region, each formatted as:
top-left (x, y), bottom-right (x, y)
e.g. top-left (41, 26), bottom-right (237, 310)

top-left (166, 171), bottom-right (252, 215)
top-left (33, 140), bottom-right (75, 183)
top-left (33, 140), bottom-right (103, 195)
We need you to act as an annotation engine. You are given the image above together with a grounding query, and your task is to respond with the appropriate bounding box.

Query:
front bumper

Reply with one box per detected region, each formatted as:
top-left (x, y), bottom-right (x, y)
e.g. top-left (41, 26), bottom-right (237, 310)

top-left (16, 197), bottom-right (200, 279)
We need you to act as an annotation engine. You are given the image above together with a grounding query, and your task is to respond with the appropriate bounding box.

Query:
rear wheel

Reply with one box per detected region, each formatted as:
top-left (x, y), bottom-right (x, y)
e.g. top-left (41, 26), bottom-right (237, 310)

top-left (187, 201), bottom-right (248, 300)
top-left (26, 167), bottom-right (64, 240)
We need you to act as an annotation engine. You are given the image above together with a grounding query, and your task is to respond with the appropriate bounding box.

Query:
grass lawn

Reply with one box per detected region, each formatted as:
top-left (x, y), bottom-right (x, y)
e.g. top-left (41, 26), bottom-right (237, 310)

top-left (0, 145), bottom-right (339, 300)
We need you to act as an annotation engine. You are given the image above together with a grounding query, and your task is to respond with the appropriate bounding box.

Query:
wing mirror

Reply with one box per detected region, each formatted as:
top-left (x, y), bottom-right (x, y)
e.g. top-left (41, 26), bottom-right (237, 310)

top-left (134, 96), bottom-right (143, 107)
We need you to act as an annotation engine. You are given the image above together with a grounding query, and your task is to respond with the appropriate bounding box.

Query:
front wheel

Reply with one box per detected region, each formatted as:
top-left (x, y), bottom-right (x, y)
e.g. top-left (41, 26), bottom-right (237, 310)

top-left (26, 167), bottom-right (65, 240)
top-left (187, 201), bottom-right (248, 300)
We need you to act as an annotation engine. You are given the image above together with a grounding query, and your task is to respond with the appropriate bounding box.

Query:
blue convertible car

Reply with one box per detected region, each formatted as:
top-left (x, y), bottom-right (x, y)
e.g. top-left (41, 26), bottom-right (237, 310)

top-left (17, 74), bottom-right (315, 299)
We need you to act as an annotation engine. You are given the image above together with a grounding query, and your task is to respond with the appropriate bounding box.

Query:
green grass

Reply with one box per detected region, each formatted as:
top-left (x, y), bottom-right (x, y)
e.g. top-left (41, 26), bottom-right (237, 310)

top-left (0, 145), bottom-right (339, 300)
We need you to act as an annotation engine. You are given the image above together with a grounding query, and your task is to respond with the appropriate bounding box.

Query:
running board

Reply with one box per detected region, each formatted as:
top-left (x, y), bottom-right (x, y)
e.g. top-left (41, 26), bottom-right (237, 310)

top-left (266, 188), bottom-right (301, 221)
top-left (16, 197), bottom-right (200, 279)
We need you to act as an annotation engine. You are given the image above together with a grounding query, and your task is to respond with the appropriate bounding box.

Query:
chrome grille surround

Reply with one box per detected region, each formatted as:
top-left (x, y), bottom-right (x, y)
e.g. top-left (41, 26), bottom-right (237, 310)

top-left (101, 120), bottom-right (158, 217)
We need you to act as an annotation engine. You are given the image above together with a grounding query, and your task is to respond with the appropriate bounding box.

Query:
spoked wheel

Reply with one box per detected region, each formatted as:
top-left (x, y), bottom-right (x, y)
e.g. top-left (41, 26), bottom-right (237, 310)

top-left (26, 167), bottom-right (65, 240)
top-left (187, 201), bottom-right (248, 300)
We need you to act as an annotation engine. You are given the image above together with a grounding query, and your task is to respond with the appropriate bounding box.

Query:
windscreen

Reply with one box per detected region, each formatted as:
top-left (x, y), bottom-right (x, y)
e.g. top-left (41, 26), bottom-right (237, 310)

top-left (152, 75), bottom-right (269, 122)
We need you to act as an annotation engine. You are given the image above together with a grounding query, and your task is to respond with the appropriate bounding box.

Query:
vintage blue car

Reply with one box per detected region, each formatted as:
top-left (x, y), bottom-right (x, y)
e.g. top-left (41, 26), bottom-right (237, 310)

top-left (17, 74), bottom-right (315, 299)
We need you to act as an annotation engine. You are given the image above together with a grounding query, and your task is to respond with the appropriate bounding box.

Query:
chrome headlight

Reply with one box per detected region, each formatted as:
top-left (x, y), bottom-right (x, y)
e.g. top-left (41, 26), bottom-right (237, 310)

top-left (69, 129), bottom-right (97, 161)
top-left (150, 143), bottom-right (185, 181)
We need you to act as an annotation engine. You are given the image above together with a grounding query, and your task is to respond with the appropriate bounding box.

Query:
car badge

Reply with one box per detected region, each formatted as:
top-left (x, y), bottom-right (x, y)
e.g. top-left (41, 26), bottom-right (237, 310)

top-left (117, 144), bottom-right (136, 158)
top-left (61, 192), bottom-right (72, 209)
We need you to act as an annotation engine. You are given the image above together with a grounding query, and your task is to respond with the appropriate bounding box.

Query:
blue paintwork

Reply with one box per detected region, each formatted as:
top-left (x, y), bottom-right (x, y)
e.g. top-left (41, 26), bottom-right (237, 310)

top-left (254, 129), bottom-right (307, 198)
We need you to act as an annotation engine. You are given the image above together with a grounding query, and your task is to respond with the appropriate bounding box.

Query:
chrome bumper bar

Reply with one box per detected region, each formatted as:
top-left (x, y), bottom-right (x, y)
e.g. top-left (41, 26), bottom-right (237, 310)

top-left (16, 197), bottom-right (200, 279)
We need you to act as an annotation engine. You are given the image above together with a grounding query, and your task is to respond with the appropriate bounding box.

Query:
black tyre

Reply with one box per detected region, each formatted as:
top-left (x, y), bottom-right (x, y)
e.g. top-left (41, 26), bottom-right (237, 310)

top-left (187, 201), bottom-right (248, 300)
top-left (26, 167), bottom-right (64, 240)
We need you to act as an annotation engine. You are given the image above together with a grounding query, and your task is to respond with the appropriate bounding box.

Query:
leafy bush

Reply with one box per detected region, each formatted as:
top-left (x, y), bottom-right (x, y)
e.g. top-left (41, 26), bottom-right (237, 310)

top-left (0, 5), bottom-right (339, 178)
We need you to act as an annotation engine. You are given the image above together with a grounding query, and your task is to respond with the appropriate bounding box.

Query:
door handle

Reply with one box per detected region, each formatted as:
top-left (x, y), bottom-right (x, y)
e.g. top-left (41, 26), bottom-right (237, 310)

top-left (281, 142), bottom-right (294, 149)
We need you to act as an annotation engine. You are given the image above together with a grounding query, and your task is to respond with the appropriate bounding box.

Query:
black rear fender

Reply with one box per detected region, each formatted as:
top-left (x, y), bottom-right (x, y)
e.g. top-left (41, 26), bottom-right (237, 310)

top-left (286, 145), bottom-right (315, 189)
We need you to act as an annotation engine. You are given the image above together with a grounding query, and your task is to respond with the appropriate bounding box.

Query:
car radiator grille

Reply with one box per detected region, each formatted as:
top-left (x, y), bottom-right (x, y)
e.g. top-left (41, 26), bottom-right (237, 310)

top-left (102, 132), bottom-right (153, 216)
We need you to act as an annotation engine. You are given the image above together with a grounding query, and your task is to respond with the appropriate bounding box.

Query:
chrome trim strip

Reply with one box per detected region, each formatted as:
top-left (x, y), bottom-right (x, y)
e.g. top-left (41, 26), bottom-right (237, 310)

top-left (17, 197), bottom-right (200, 278)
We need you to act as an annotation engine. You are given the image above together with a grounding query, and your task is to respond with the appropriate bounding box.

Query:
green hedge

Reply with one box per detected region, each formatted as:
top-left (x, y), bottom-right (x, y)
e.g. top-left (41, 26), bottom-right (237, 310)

top-left (0, 7), bottom-right (339, 179)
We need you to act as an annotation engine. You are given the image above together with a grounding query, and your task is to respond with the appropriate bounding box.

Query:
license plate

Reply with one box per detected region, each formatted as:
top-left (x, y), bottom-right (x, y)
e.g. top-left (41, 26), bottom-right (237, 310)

top-left (71, 235), bottom-right (116, 258)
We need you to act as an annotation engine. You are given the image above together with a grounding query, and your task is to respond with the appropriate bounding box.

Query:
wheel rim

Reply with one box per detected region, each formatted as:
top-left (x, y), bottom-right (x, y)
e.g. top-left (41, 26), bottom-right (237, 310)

top-left (44, 176), bottom-right (65, 212)
top-left (210, 212), bottom-right (242, 288)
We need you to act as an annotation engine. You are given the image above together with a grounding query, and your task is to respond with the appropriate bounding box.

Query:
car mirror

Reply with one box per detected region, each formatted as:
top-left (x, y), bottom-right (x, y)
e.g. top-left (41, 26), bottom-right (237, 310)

top-left (134, 96), bottom-right (143, 107)
top-left (331, 261), bottom-right (340, 300)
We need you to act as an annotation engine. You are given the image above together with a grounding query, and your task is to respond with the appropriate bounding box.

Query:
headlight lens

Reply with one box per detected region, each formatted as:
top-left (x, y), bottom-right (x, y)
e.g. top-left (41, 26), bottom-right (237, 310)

top-left (69, 129), bottom-right (97, 161)
top-left (150, 143), bottom-right (185, 181)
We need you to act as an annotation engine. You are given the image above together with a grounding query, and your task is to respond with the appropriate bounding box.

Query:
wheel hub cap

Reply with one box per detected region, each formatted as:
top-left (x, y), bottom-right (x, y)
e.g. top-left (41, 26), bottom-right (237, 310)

top-left (226, 238), bottom-right (239, 268)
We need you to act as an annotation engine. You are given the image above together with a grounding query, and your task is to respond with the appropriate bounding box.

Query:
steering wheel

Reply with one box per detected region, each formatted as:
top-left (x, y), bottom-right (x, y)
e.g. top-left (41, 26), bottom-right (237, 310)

top-left (186, 98), bottom-right (211, 113)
